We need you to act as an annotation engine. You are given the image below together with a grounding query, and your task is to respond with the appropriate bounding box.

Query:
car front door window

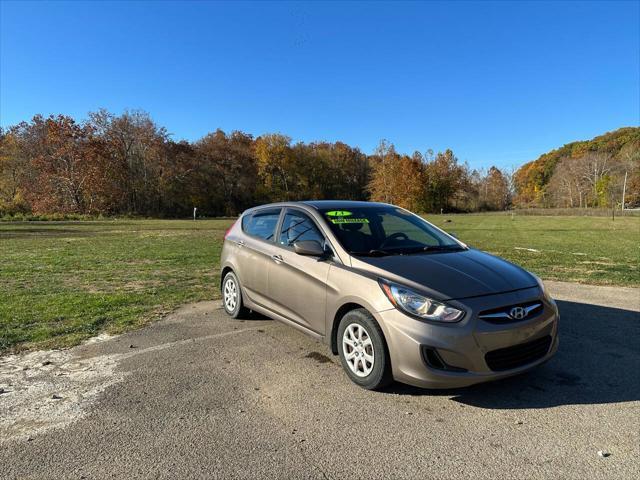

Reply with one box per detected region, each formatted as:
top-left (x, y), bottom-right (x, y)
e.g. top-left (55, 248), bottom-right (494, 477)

top-left (278, 211), bottom-right (325, 248)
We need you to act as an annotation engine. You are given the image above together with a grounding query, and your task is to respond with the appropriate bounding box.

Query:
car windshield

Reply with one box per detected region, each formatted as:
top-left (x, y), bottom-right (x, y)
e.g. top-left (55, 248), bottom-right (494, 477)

top-left (319, 206), bottom-right (464, 256)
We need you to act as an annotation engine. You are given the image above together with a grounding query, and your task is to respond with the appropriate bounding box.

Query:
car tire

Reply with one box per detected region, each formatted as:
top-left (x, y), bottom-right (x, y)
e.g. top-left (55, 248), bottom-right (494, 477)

top-left (337, 308), bottom-right (393, 390)
top-left (222, 271), bottom-right (249, 319)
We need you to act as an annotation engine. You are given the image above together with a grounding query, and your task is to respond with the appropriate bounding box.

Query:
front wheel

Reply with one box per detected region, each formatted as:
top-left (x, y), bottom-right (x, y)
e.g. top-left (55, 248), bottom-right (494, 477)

top-left (337, 309), bottom-right (393, 390)
top-left (222, 271), bottom-right (249, 319)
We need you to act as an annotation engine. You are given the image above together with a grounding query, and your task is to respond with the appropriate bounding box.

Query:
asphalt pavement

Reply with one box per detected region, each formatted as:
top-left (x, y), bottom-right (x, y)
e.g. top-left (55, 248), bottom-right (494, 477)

top-left (1, 281), bottom-right (638, 479)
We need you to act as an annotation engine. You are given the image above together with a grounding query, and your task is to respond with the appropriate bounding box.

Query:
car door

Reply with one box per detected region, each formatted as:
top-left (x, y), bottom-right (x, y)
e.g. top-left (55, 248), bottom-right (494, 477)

top-left (235, 207), bottom-right (282, 308)
top-left (267, 208), bottom-right (334, 335)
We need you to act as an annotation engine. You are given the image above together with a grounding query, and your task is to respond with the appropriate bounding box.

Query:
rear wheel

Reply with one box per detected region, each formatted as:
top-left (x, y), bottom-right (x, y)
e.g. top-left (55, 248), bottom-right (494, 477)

top-left (337, 309), bottom-right (393, 390)
top-left (222, 271), bottom-right (249, 319)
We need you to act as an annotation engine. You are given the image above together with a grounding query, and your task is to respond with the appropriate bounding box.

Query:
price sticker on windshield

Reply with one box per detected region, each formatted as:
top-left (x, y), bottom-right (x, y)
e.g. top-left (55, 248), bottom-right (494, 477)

top-left (329, 218), bottom-right (370, 224)
top-left (325, 210), bottom-right (369, 224)
top-left (325, 210), bottom-right (352, 217)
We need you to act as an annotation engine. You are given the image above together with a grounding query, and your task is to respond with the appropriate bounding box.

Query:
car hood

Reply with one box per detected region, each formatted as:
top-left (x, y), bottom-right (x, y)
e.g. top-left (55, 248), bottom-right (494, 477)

top-left (350, 248), bottom-right (538, 300)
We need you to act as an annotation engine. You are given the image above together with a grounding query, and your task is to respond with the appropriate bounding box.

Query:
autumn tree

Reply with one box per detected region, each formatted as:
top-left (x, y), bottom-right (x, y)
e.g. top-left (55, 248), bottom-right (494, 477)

top-left (291, 141), bottom-right (369, 201)
top-left (254, 134), bottom-right (295, 201)
top-left (329, 142), bottom-right (370, 200)
top-left (459, 168), bottom-right (483, 211)
top-left (547, 156), bottom-right (587, 208)
top-left (619, 142), bottom-right (640, 208)
top-left (9, 115), bottom-right (115, 214)
top-left (0, 129), bottom-right (29, 213)
top-left (159, 140), bottom-right (198, 216)
top-left (368, 140), bottom-right (398, 203)
top-left (88, 109), bottom-right (168, 214)
top-left (193, 130), bottom-right (258, 216)
top-left (423, 149), bottom-right (466, 213)
top-left (482, 166), bottom-right (510, 210)
top-left (396, 152), bottom-right (427, 211)
top-left (514, 127), bottom-right (639, 208)
top-left (368, 141), bottom-right (426, 210)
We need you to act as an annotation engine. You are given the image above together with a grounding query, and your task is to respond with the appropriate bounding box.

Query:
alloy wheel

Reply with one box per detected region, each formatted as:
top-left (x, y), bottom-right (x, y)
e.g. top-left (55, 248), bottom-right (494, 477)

top-left (223, 277), bottom-right (238, 312)
top-left (342, 323), bottom-right (374, 377)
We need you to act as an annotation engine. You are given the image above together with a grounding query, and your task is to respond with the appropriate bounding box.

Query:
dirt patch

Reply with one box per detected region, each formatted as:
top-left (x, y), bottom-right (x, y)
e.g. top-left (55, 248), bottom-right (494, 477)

top-left (62, 277), bottom-right (167, 294)
top-left (0, 228), bottom-right (100, 239)
top-left (120, 279), bottom-right (166, 292)
top-left (0, 323), bottom-right (261, 444)
top-left (305, 352), bottom-right (334, 364)
top-left (0, 334), bottom-right (125, 443)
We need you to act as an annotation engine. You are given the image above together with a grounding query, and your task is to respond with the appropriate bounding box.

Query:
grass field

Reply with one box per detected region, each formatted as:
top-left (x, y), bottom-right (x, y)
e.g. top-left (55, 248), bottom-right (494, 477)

top-left (428, 214), bottom-right (639, 286)
top-left (1, 215), bottom-right (638, 353)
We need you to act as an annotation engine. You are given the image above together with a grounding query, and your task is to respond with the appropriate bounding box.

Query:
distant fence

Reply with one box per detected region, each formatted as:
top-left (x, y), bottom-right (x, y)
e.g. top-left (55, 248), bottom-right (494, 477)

top-left (3, 207), bottom-right (639, 222)
top-left (510, 208), bottom-right (640, 217)
top-left (442, 208), bottom-right (640, 217)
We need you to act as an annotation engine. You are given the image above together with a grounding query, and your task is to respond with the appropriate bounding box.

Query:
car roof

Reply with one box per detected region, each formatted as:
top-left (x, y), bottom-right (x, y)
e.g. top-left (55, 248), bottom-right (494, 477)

top-left (300, 200), bottom-right (391, 210)
top-left (244, 200), bottom-right (392, 215)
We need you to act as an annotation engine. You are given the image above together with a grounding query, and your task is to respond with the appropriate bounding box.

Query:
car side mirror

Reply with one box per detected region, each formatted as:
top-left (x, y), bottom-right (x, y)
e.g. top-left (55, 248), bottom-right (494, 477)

top-left (293, 240), bottom-right (325, 257)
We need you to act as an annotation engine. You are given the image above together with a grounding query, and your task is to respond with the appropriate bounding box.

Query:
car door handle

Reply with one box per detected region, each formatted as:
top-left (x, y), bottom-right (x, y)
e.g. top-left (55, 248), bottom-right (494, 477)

top-left (271, 254), bottom-right (284, 263)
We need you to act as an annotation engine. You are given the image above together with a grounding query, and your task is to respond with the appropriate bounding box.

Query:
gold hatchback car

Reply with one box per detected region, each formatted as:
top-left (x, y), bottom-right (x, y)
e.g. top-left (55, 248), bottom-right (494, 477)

top-left (220, 201), bottom-right (559, 390)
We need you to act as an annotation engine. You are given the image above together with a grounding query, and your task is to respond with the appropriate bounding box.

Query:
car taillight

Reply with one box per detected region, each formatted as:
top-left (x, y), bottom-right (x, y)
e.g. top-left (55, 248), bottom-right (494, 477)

top-left (224, 219), bottom-right (238, 239)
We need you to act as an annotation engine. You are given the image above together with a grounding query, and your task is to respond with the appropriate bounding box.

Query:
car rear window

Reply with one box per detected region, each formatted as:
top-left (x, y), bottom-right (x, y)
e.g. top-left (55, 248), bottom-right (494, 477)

top-left (242, 208), bottom-right (281, 241)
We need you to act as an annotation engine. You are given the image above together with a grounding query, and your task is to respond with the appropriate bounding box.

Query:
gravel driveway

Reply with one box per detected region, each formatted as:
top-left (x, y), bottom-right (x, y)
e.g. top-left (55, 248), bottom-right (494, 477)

top-left (1, 281), bottom-right (638, 479)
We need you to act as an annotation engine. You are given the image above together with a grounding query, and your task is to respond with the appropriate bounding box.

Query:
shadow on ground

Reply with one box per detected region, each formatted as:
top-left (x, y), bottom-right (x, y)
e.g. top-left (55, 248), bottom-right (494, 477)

top-left (235, 311), bottom-right (273, 321)
top-left (389, 300), bottom-right (640, 408)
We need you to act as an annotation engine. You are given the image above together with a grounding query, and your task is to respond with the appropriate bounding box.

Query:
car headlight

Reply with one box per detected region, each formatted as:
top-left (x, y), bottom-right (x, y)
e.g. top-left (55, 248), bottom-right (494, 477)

top-left (378, 280), bottom-right (464, 322)
top-left (532, 273), bottom-right (554, 304)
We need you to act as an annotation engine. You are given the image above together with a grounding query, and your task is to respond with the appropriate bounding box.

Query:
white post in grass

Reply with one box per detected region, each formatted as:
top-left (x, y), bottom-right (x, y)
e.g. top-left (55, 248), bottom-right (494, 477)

top-left (193, 207), bottom-right (197, 221)
top-left (621, 171), bottom-right (627, 212)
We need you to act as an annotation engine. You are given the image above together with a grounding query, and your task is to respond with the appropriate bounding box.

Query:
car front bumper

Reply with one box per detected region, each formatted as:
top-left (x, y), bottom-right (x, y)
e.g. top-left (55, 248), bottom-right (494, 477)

top-left (376, 286), bottom-right (559, 389)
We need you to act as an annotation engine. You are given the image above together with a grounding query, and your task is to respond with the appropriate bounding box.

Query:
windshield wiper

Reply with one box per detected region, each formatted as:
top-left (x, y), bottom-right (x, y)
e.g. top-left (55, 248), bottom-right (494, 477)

top-left (351, 249), bottom-right (396, 257)
top-left (352, 245), bottom-right (465, 256)
top-left (385, 245), bottom-right (465, 255)
top-left (421, 245), bottom-right (465, 252)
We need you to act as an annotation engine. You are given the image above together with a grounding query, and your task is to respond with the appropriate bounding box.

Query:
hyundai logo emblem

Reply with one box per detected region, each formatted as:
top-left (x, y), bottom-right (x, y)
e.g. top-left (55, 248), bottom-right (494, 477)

top-left (510, 306), bottom-right (526, 320)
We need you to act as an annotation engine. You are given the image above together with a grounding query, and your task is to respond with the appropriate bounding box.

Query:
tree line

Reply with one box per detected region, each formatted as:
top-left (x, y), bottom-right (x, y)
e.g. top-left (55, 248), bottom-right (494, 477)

top-left (0, 110), bottom-right (517, 217)
top-left (514, 127), bottom-right (639, 209)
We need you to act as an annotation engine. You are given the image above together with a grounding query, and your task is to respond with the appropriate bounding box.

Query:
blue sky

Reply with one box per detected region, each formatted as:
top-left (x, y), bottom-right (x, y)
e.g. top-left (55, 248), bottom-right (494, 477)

top-left (1, 1), bottom-right (638, 170)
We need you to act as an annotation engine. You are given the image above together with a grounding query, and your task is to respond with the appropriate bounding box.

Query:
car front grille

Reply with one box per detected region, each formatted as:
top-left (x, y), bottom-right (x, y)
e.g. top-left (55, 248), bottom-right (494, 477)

top-left (485, 335), bottom-right (552, 372)
top-left (478, 301), bottom-right (543, 324)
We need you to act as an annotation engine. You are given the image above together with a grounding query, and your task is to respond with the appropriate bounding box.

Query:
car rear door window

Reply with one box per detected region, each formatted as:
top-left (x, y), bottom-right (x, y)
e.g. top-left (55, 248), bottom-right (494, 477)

top-left (278, 211), bottom-right (325, 247)
top-left (243, 208), bottom-right (281, 241)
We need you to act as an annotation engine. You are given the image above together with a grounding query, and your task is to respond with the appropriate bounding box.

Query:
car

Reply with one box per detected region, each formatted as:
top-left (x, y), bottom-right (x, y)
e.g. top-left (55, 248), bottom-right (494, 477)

top-left (219, 201), bottom-right (559, 390)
